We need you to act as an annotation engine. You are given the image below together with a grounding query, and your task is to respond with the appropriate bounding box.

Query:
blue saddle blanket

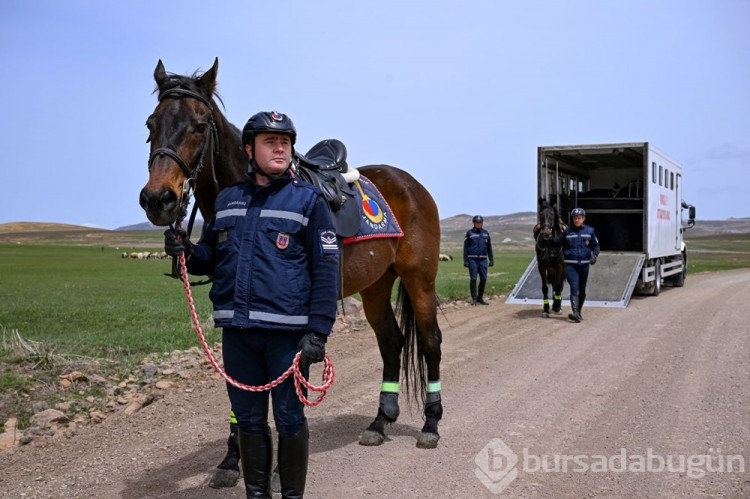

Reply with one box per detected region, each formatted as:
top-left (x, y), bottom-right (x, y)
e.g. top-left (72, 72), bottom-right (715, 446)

top-left (342, 175), bottom-right (403, 244)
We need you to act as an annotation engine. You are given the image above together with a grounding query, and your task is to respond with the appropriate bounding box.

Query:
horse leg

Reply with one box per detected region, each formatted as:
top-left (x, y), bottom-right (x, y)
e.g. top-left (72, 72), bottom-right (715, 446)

top-left (541, 275), bottom-right (550, 317)
top-left (358, 274), bottom-right (404, 446)
top-left (401, 272), bottom-right (443, 449)
top-left (209, 420), bottom-right (240, 489)
top-left (414, 292), bottom-right (443, 449)
top-left (552, 276), bottom-right (563, 313)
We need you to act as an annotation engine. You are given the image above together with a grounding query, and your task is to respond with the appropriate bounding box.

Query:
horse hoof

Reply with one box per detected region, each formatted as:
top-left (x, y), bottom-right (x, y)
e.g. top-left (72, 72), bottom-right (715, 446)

top-left (359, 430), bottom-right (386, 446)
top-left (416, 432), bottom-right (440, 449)
top-left (208, 468), bottom-right (240, 489)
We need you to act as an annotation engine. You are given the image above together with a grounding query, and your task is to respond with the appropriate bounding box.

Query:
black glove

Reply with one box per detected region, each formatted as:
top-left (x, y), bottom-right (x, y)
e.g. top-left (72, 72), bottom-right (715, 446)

top-left (164, 228), bottom-right (192, 258)
top-left (590, 254), bottom-right (597, 265)
top-left (298, 332), bottom-right (327, 369)
top-left (489, 260), bottom-right (494, 267)
top-left (463, 260), bottom-right (469, 268)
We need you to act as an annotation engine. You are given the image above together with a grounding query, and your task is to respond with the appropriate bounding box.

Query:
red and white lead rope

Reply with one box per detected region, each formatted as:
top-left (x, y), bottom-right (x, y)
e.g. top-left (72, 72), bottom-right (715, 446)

top-left (177, 252), bottom-right (335, 407)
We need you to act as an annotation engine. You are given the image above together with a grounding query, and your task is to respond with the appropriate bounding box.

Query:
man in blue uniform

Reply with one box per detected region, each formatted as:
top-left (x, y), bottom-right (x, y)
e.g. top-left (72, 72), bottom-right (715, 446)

top-left (164, 111), bottom-right (339, 498)
top-left (463, 215), bottom-right (494, 305)
top-left (555, 207), bottom-right (600, 322)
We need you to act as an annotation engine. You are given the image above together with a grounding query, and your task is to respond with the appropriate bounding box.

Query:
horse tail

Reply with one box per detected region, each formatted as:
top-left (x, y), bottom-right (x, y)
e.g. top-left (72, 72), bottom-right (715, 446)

top-left (395, 280), bottom-right (427, 405)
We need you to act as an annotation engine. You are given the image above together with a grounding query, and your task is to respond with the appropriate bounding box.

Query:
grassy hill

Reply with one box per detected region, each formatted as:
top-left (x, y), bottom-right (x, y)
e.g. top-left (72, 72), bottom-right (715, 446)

top-left (1, 215), bottom-right (749, 255)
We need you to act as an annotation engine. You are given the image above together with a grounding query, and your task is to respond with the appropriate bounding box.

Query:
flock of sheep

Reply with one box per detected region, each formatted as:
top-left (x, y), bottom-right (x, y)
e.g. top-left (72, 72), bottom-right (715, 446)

top-left (123, 251), bottom-right (452, 261)
top-left (121, 251), bottom-right (169, 260)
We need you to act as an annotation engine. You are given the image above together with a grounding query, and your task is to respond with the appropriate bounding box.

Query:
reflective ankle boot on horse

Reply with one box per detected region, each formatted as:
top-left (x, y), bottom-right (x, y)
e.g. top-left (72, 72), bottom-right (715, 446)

top-left (209, 422), bottom-right (241, 489)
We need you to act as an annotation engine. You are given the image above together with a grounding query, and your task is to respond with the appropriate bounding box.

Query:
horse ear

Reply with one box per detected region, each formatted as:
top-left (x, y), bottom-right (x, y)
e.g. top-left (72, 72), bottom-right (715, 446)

top-left (197, 58), bottom-right (219, 97)
top-left (154, 59), bottom-right (168, 87)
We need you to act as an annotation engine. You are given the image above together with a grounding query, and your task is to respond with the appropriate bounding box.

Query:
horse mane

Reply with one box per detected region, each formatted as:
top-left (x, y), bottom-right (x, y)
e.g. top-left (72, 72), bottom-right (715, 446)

top-left (152, 70), bottom-right (227, 110)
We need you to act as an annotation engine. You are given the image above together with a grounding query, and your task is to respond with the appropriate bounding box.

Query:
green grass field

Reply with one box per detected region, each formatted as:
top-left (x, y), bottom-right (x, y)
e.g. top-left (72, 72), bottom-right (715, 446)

top-left (1, 234), bottom-right (749, 428)
top-left (2, 236), bottom-right (748, 356)
top-left (0, 244), bottom-right (219, 359)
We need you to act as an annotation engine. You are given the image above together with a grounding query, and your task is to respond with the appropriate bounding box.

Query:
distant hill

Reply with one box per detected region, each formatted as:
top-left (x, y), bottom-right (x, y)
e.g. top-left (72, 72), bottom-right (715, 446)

top-left (1, 215), bottom-right (749, 250)
top-left (439, 212), bottom-right (537, 254)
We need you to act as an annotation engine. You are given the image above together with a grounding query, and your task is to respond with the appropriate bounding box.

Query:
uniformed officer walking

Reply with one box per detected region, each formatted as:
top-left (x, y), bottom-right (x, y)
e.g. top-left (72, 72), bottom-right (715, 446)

top-left (555, 207), bottom-right (600, 322)
top-left (463, 215), bottom-right (494, 305)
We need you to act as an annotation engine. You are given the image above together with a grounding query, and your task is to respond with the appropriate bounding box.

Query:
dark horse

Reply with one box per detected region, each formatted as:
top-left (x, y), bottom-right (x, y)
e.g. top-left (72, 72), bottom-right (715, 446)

top-left (533, 198), bottom-right (566, 317)
top-left (138, 59), bottom-right (443, 476)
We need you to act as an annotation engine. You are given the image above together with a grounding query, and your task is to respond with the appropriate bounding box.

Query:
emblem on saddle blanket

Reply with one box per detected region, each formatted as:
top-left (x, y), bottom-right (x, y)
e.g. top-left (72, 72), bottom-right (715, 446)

top-left (342, 176), bottom-right (404, 245)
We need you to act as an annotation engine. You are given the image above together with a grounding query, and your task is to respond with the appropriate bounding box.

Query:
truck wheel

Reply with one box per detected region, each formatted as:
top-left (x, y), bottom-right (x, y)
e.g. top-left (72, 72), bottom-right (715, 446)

top-left (673, 255), bottom-right (686, 287)
top-left (652, 261), bottom-right (661, 296)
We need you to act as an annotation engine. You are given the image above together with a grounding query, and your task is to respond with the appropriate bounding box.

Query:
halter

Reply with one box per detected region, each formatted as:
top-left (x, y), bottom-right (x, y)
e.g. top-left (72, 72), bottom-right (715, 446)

top-left (535, 205), bottom-right (563, 264)
top-left (147, 87), bottom-right (219, 225)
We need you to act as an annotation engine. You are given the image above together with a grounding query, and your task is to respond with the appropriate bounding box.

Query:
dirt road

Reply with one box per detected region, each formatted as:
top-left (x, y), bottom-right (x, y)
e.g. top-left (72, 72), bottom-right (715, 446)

top-left (2, 269), bottom-right (749, 498)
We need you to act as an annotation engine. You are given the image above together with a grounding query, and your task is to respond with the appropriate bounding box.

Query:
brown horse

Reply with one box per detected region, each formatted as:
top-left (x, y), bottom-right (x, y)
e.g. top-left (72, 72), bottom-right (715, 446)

top-left (139, 60), bottom-right (443, 461)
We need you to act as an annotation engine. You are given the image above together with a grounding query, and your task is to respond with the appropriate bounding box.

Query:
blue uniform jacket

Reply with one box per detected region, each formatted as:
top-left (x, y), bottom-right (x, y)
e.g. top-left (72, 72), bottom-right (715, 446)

top-left (186, 173), bottom-right (340, 335)
top-left (463, 228), bottom-right (494, 263)
top-left (555, 224), bottom-right (600, 265)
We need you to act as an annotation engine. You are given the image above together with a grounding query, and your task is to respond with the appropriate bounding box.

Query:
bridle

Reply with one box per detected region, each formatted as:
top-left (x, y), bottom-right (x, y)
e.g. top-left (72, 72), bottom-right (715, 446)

top-left (147, 86), bottom-right (219, 226)
top-left (148, 86), bottom-right (219, 284)
top-left (536, 208), bottom-right (562, 263)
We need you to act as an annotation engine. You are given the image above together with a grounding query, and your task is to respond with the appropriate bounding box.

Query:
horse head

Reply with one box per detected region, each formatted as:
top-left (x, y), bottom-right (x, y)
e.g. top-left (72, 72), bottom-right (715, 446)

top-left (139, 58), bottom-right (245, 226)
top-left (537, 198), bottom-right (557, 240)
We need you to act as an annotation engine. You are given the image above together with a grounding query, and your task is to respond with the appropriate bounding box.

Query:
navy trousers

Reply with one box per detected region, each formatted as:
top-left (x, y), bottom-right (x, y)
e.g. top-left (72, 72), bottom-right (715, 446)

top-left (223, 327), bottom-right (307, 437)
top-left (565, 263), bottom-right (590, 299)
top-left (468, 258), bottom-right (488, 285)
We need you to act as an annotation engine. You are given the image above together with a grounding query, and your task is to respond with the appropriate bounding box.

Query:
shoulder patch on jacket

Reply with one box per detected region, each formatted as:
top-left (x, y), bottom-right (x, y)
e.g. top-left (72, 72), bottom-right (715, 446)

top-left (320, 229), bottom-right (339, 255)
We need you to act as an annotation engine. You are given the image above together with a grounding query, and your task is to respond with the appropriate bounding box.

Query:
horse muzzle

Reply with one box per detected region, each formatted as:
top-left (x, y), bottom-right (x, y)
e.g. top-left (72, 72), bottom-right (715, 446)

top-left (139, 186), bottom-right (180, 226)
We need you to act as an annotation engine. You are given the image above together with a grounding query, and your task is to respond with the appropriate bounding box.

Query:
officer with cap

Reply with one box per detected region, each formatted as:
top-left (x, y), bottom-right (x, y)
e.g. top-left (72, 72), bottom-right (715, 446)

top-left (463, 215), bottom-right (494, 305)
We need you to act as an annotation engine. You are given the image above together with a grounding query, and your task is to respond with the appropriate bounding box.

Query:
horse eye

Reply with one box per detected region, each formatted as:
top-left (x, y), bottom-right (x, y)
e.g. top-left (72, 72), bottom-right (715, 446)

top-left (195, 123), bottom-right (207, 134)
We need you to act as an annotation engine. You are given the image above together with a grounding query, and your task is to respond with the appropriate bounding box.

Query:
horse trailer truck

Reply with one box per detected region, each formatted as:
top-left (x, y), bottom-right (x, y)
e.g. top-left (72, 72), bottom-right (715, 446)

top-left (508, 142), bottom-right (697, 308)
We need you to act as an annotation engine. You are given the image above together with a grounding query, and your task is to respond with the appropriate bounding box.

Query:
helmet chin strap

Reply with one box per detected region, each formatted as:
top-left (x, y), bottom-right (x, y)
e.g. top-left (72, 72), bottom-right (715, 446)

top-left (248, 158), bottom-right (293, 181)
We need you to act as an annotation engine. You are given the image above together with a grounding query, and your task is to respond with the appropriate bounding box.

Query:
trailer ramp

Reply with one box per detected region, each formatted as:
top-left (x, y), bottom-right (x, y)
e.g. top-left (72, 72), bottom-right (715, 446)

top-left (505, 253), bottom-right (646, 308)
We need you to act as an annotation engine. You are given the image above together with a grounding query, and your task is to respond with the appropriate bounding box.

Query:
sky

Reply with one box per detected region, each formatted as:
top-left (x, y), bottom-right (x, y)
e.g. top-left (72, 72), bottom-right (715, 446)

top-left (1, 0), bottom-right (748, 229)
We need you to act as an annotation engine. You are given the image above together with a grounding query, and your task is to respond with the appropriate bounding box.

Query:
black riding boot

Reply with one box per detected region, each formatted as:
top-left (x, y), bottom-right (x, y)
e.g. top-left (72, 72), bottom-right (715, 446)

top-left (568, 296), bottom-right (582, 323)
top-left (278, 420), bottom-right (309, 499)
top-left (578, 295), bottom-right (585, 321)
top-left (476, 281), bottom-right (489, 305)
top-left (238, 429), bottom-right (273, 498)
top-left (209, 422), bottom-right (241, 488)
top-left (470, 279), bottom-right (477, 305)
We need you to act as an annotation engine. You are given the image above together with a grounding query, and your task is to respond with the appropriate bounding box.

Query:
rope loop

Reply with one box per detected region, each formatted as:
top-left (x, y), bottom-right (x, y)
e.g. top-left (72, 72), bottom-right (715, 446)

top-left (176, 249), bottom-right (334, 406)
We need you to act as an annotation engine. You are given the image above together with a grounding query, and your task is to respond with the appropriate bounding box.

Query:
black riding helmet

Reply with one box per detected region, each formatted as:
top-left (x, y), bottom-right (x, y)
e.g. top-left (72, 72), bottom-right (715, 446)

top-left (242, 111), bottom-right (297, 179)
top-left (242, 111), bottom-right (297, 147)
top-left (472, 215), bottom-right (484, 223)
